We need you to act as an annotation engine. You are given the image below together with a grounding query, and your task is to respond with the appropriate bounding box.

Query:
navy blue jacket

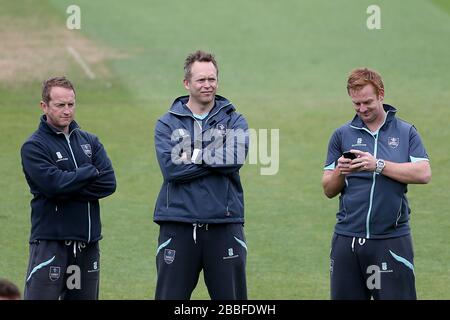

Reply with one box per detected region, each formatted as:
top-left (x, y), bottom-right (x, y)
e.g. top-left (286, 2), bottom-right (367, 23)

top-left (21, 115), bottom-right (116, 243)
top-left (324, 104), bottom-right (429, 239)
top-left (154, 95), bottom-right (248, 224)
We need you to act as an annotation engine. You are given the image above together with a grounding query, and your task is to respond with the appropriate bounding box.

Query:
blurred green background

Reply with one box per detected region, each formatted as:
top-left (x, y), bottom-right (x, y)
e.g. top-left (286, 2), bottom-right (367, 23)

top-left (1, 0), bottom-right (449, 299)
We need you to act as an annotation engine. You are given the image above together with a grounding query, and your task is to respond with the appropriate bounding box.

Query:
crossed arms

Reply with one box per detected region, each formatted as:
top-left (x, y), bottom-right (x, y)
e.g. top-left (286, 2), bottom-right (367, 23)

top-left (21, 138), bottom-right (116, 201)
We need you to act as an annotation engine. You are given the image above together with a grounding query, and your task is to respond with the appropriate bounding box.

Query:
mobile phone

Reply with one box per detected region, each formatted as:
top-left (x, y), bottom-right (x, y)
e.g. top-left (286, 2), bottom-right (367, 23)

top-left (343, 151), bottom-right (357, 160)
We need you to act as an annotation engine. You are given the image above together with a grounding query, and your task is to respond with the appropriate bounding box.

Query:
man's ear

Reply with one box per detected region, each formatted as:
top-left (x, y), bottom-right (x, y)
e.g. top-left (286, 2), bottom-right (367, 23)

top-left (183, 78), bottom-right (191, 91)
top-left (40, 101), bottom-right (47, 113)
top-left (378, 89), bottom-right (385, 101)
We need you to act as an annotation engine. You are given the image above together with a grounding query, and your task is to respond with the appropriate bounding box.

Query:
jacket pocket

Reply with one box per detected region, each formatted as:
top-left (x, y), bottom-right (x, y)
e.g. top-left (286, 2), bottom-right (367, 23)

top-left (395, 198), bottom-right (408, 228)
top-left (337, 195), bottom-right (348, 222)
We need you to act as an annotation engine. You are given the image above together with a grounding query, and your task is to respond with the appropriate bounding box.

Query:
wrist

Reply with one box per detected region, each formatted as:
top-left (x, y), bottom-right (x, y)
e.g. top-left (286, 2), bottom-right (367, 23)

top-left (335, 167), bottom-right (346, 178)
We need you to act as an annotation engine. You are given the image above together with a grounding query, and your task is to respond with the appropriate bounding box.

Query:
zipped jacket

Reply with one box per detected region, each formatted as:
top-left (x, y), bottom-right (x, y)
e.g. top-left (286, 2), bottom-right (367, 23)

top-left (324, 104), bottom-right (429, 239)
top-left (21, 116), bottom-right (116, 243)
top-left (154, 95), bottom-right (248, 224)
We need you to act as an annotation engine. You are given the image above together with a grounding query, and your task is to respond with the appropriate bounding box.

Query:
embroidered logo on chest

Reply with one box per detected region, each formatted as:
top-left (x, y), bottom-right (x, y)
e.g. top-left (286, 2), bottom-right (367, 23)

top-left (81, 144), bottom-right (92, 157)
top-left (388, 137), bottom-right (399, 149)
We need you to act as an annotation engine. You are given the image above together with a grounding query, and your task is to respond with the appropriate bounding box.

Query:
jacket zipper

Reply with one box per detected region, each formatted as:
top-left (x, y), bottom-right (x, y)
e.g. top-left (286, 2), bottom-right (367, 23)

top-left (366, 133), bottom-right (378, 239)
top-left (63, 130), bottom-right (91, 243)
top-left (347, 128), bottom-right (378, 239)
top-left (87, 202), bottom-right (91, 242)
top-left (350, 111), bottom-right (391, 239)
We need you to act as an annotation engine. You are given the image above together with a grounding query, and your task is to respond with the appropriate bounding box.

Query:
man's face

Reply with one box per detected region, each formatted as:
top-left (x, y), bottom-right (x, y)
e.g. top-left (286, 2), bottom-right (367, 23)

top-left (349, 84), bottom-right (384, 125)
top-left (184, 61), bottom-right (218, 107)
top-left (41, 86), bottom-right (76, 132)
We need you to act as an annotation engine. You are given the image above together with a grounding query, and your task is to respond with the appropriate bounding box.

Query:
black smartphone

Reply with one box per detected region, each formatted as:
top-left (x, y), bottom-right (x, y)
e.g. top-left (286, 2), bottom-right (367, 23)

top-left (343, 151), bottom-right (357, 160)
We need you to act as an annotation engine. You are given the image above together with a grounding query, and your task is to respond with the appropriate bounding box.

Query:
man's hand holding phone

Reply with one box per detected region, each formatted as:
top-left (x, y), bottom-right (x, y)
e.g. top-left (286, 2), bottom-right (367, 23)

top-left (343, 151), bottom-right (357, 160)
top-left (338, 149), bottom-right (376, 175)
top-left (337, 151), bottom-right (356, 175)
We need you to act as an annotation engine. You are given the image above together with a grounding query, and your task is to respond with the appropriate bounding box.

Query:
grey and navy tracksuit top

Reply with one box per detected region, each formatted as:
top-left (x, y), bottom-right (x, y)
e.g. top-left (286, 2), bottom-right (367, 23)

top-left (324, 104), bottom-right (429, 239)
top-left (21, 116), bottom-right (116, 243)
top-left (154, 95), bottom-right (248, 224)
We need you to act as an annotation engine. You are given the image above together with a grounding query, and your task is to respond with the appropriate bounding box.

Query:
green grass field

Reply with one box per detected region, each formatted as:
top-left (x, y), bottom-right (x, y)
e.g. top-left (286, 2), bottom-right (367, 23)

top-left (1, 0), bottom-right (449, 299)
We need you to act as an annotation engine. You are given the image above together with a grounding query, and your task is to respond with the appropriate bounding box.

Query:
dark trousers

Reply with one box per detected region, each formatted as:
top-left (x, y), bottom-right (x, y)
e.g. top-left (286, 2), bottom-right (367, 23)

top-left (24, 240), bottom-right (100, 300)
top-left (155, 222), bottom-right (247, 300)
top-left (330, 233), bottom-right (416, 300)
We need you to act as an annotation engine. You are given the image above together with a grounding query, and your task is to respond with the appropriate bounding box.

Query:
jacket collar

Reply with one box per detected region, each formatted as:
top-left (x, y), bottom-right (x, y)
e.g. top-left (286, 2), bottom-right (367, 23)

top-left (169, 95), bottom-right (235, 118)
top-left (350, 104), bottom-right (397, 130)
top-left (39, 115), bottom-right (80, 135)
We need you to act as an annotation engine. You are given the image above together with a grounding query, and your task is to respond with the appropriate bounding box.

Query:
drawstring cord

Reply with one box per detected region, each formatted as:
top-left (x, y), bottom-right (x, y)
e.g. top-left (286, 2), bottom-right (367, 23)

top-left (192, 223), bottom-right (209, 244)
top-left (193, 224), bottom-right (197, 244)
top-left (351, 237), bottom-right (366, 252)
top-left (65, 240), bottom-right (86, 258)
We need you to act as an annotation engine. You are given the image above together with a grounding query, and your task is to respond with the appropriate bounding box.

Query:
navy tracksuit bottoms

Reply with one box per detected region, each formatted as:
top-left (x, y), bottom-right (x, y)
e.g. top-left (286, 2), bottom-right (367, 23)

top-left (155, 222), bottom-right (247, 300)
top-left (330, 233), bottom-right (416, 300)
top-left (24, 240), bottom-right (100, 300)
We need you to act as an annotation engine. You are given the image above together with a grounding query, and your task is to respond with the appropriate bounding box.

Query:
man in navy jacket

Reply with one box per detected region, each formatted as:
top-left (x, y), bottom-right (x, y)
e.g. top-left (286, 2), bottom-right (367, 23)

top-left (21, 77), bottom-right (116, 299)
top-left (322, 68), bottom-right (431, 299)
top-left (154, 50), bottom-right (249, 299)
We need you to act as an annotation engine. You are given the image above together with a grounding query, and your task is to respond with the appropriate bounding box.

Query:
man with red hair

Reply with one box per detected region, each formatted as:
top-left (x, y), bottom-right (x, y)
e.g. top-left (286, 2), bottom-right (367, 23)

top-left (322, 68), bottom-right (431, 299)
